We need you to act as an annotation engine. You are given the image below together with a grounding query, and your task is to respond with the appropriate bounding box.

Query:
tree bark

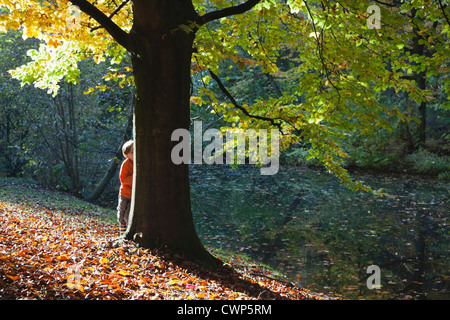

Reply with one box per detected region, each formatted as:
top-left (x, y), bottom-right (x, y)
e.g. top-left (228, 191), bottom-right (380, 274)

top-left (124, 0), bottom-right (218, 266)
top-left (68, 0), bottom-right (261, 267)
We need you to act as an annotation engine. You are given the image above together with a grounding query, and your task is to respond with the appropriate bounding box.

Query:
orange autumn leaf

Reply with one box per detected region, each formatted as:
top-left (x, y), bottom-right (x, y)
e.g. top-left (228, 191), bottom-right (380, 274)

top-left (57, 254), bottom-right (69, 261)
top-left (7, 275), bottom-right (20, 281)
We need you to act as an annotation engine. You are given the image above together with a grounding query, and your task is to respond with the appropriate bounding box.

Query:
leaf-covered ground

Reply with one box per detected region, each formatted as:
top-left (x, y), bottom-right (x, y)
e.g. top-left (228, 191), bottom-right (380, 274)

top-left (0, 178), bottom-right (334, 300)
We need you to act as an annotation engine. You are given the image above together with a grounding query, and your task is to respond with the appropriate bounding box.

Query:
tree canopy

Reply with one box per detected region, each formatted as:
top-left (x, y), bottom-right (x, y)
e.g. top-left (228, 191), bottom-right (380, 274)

top-left (1, 0), bottom-right (448, 193)
top-left (0, 0), bottom-right (449, 263)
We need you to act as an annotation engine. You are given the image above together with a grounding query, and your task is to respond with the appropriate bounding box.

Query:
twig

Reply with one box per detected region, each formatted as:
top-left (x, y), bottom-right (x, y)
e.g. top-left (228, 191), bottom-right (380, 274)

top-left (91, 0), bottom-right (130, 31)
top-left (208, 70), bottom-right (284, 132)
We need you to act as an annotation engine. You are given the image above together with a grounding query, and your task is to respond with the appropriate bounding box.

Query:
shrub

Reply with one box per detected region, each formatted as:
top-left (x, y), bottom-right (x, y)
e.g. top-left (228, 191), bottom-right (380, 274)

top-left (405, 149), bottom-right (450, 178)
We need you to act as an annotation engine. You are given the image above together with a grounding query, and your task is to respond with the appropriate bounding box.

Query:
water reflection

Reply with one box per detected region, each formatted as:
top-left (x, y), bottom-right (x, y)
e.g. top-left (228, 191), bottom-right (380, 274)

top-left (190, 165), bottom-right (449, 300)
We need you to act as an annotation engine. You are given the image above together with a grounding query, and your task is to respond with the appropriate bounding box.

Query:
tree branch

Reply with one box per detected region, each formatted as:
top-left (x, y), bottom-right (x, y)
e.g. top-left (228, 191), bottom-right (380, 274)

top-left (208, 70), bottom-right (283, 131)
top-left (197, 0), bottom-right (261, 26)
top-left (68, 0), bottom-right (132, 52)
top-left (372, 0), bottom-right (401, 8)
top-left (91, 0), bottom-right (130, 32)
top-left (108, 0), bottom-right (130, 20)
top-left (438, 0), bottom-right (450, 27)
top-left (400, 75), bottom-right (416, 81)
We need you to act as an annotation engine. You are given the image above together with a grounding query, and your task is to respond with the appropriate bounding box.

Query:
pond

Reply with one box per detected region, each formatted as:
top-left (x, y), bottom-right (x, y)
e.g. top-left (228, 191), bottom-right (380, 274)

top-left (189, 165), bottom-right (449, 300)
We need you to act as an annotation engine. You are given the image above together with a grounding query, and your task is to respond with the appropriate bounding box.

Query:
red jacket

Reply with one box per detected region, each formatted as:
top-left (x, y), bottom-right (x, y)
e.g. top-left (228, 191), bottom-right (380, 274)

top-left (119, 158), bottom-right (133, 199)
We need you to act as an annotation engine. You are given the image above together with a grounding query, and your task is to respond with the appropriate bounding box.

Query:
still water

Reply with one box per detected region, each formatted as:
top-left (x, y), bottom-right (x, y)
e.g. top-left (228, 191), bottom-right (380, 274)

top-left (190, 165), bottom-right (449, 300)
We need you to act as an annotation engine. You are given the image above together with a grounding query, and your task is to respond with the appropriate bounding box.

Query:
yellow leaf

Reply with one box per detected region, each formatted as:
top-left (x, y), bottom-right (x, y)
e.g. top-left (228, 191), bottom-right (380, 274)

top-left (117, 270), bottom-right (130, 276)
top-left (99, 257), bottom-right (109, 264)
top-left (26, 27), bottom-right (34, 38)
top-left (8, 21), bottom-right (20, 31)
top-left (84, 87), bottom-right (95, 95)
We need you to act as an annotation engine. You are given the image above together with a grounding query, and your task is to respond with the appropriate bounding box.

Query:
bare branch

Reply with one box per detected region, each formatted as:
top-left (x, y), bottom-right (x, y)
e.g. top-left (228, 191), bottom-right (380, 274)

top-left (91, 0), bottom-right (130, 31)
top-left (197, 0), bottom-right (261, 26)
top-left (108, 0), bottom-right (130, 20)
top-left (68, 0), bottom-right (132, 52)
top-left (372, 0), bottom-right (400, 8)
top-left (208, 70), bottom-right (284, 131)
top-left (438, 0), bottom-right (450, 27)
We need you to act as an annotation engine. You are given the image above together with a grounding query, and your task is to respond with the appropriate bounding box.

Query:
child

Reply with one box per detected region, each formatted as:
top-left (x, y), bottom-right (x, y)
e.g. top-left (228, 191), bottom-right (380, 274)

top-left (117, 140), bottom-right (133, 235)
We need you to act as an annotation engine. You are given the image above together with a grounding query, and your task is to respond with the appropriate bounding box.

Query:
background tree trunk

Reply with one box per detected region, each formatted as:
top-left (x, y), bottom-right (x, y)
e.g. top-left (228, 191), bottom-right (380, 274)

top-left (124, 0), bottom-right (219, 266)
top-left (85, 108), bottom-right (133, 202)
top-left (410, 8), bottom-right (429, 148)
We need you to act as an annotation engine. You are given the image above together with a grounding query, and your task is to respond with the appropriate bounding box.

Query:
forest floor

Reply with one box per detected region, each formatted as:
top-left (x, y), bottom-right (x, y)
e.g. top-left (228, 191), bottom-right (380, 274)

top-left (0, 177), bottom-right (335, 300)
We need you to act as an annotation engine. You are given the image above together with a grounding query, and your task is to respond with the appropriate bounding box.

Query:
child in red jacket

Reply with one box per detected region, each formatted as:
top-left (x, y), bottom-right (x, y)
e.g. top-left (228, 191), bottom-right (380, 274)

top-left (117, 140), bottom-right (133, 235)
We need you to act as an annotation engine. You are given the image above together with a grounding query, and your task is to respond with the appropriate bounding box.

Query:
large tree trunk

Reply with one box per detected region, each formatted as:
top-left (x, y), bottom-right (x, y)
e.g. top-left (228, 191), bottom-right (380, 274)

top-left (124, 0), bottom-right (219, 266)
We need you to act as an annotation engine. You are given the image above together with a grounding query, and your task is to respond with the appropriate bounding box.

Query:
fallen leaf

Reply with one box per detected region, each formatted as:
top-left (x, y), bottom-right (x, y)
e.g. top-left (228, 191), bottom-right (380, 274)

top-left (57, 254), bottom-right (69, 261)
top-left (99, 257), bottom-right (109, 264)
top-left (7, 275), bottom-right (20, 281)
